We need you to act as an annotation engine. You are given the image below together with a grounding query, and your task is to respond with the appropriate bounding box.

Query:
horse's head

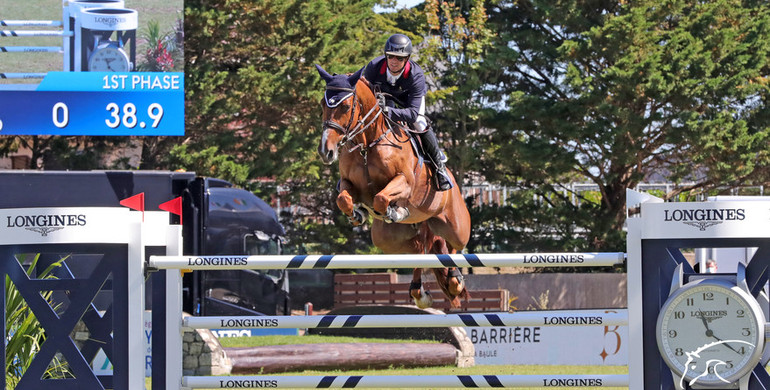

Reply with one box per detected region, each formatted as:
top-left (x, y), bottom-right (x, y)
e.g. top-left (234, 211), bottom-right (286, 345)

top-left (316, 64), bottom-right (363, 165)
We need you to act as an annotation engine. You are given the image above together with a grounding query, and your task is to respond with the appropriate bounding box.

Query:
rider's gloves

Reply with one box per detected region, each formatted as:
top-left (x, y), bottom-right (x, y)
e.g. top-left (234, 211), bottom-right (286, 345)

top-left (378, 95), bottom-right (390, 117)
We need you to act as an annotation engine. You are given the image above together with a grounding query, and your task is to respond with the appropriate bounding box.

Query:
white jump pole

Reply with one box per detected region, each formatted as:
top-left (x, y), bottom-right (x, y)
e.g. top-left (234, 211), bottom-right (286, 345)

top-left (182, 374), bottom-right (631, 389)
top-left (184, 309), bottom-right (629, 330)
top-left (0, 73), bottom-right (47, 79)
top-left (0, 20), bottom-right (63, 26)
top-left (0, 30), bottom-right (72, 37)
top-left (0, 47), bottom-right (63, 53)
top-left (148, 252), bottom-right (625, 270)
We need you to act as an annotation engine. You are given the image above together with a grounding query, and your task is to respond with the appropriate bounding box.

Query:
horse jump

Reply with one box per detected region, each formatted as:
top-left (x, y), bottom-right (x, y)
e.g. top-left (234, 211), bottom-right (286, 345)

top-left (0, 19), bottom-right (66, 79)
top-left (316, 64), bottom-right (483, 309)
top-left (149, 251), bottom-right (629, 389)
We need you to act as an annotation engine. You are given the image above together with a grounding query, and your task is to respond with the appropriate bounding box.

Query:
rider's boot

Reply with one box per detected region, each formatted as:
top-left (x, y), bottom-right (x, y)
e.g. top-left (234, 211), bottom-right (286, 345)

top-left (419, 129), bottom-right (453, 191)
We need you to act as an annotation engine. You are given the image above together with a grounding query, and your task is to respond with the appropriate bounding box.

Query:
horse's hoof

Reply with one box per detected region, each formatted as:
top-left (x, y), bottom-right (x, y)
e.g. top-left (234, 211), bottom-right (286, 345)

top-left (386, 205), bottom-right (409, 223)
top-left (412, 290), bottom-right (433, 309)
top-left (348, 206), bottom-right (368, 225)
top-left (449, 268), bottom-right (465, 295)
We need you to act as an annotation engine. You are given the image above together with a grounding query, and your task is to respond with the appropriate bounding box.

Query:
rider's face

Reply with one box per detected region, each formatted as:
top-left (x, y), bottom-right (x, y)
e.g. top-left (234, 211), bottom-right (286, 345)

top-left (387, 54), bottom-right (408, 74)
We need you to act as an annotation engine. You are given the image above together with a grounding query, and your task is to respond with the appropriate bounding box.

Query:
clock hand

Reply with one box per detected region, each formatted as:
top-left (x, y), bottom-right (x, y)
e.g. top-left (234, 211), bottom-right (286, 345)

top-left (710, 333), bottom-right (744, 356)
top-left (104, 58), bottom-right (116, 71)
top-left (697, 310), bottom-right (744, 356)
top-left (697, 309), bottom-right (711, 333)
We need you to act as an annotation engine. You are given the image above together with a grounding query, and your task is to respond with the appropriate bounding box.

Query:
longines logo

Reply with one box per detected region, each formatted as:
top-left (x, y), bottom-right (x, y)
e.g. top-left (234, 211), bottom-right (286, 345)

top-left (6, 214), bottom-right (86, 236)
top-left (664, 208), bottom-right (745, 231)
top-left (94, 16), bottom-right (126, 28)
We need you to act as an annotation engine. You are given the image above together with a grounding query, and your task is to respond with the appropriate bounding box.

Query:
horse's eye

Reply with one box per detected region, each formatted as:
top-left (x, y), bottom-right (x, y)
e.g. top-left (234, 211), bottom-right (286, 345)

top-left (339, 103), bottom-right (351, 113)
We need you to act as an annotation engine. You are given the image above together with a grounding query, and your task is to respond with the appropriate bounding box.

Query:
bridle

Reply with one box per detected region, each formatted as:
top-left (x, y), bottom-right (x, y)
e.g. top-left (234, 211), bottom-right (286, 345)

top-left (322, 85), bottom-right (384, 152)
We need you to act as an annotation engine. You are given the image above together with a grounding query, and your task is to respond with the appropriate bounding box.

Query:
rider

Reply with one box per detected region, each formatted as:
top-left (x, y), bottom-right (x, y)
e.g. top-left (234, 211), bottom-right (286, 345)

top-left (362, 33), bottom-right (453, 191)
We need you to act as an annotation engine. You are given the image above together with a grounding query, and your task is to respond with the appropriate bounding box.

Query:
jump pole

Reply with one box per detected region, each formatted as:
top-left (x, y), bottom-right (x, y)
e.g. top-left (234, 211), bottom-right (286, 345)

top-left (0, 46), bottom-right (63, 53)
top-left (148, 252), bottom-right (625, 270)
top-left (0, 20), bottom-right (63, 27)
top-left (0, 73), bottom-right (48, 79)
top-left (184, 309), bottom-right (629, 330)
top-left (0, 30), bottom-right (73, 37)
top-left (182, 374), bottom-right (631, 389)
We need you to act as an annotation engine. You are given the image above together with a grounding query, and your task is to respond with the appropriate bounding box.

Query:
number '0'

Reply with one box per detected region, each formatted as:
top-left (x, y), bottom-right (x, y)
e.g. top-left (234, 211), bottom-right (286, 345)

top-left (52, 102), bottom-right (69, 128)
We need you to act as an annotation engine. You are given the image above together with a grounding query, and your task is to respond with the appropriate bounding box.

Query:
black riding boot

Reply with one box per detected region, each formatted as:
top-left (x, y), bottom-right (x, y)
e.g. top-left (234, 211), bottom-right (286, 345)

top-left (419, 129), bottom-right (453, 191)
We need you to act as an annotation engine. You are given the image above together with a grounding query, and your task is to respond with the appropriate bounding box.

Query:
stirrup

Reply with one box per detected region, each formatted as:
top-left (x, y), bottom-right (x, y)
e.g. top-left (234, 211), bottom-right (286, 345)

top-left (434, 167), bottom-right (453, 191)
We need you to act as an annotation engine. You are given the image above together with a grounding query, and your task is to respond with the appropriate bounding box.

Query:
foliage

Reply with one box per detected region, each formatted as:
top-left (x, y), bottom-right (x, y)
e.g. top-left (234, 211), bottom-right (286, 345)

top-left (466, 188), bottom-right (626, 253)
top-left (182, 0), bottom-right (398, 253)
top-left (419, 0), bottom-right (495, 185)
top-left (7, 1), bottom-right (770, 256)
top-left (167, 144), bottom-right (250, 186)
top-left (478, 0), bottom-right (770, 248)
top-left (138, 19), bottom-right (180, 72)
top-left (6, 254), bottom-right (68, 386)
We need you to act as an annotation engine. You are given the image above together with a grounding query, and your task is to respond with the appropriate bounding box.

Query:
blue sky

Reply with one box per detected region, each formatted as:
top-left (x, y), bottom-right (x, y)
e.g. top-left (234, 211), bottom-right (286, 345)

top-left (376, 0), bottom-right (423, 12)
top-left (396, 0), bottom-right (422, 7)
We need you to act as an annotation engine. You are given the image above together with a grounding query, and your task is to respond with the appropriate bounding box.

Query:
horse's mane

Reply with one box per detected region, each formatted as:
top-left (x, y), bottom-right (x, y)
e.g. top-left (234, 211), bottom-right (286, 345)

top-left (355, 76), bottom-right (377, 108)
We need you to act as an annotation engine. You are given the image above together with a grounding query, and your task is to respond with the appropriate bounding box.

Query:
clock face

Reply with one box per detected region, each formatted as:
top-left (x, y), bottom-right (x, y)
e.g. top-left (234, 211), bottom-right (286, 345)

top-left (88, 46), bottom-right (130, 72)
top-left (657, 280), bottom-right (763, 387)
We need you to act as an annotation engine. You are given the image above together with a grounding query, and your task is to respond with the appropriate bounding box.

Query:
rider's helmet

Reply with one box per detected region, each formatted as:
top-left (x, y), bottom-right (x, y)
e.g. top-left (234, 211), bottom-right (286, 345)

top-left (384, 34), bottom-right (412, 58)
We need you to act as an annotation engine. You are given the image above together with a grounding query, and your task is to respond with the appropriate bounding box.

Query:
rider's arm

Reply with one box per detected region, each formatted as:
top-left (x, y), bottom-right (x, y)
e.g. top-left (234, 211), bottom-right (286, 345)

top-left (388, 69), bottom-right (426, 123)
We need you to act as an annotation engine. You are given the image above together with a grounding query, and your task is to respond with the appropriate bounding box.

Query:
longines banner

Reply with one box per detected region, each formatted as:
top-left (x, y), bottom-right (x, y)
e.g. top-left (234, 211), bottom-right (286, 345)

top-left (641, 200), bottom-right (770, 239)
top-left (466, 322), bottom-right (628, 365)
top-left (0, 207), bottom-right (138, 245)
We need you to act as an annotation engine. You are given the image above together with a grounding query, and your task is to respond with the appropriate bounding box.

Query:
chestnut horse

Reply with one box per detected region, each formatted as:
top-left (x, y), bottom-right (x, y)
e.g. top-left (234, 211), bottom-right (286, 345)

top-left (315, 64), bottom-right (471, 308)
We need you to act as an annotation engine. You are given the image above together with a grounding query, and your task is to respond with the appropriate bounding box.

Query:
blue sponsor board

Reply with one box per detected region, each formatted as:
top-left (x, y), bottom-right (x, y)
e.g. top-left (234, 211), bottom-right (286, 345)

top-left (0, 72), bottom-right (183, 135)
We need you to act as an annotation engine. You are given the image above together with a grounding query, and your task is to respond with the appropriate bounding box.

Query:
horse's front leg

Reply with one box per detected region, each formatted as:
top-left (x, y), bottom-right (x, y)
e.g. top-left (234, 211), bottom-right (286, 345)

top-left (373, 173), bottom-right (411, 223)
top-left (337, 179), bottom-right (366, 226)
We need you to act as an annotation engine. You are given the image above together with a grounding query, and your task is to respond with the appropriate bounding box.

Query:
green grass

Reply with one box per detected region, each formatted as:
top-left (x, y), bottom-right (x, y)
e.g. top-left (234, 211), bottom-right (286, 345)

top-left (0, 0), bottom-right (181, 83)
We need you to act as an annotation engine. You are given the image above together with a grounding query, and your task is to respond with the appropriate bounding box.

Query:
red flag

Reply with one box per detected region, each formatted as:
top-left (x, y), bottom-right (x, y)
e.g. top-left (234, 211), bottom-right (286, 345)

top-left (159, 197), bottom-right (183, 225)
top-left (120, 193), bottom-right (145, 221)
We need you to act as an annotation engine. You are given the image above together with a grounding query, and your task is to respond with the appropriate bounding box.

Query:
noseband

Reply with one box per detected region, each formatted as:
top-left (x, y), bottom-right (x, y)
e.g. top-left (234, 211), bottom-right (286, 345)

top-left (322, 85), bottom-right (384, 150)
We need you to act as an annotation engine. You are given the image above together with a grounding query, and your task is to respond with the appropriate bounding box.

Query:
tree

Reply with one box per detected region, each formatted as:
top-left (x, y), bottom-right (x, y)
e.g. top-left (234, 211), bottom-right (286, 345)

top-left (182, 0), bottom-right (398, 253)
top-left (419, 0), bottom-right (494, 186)
top-left (478, 0), bottom-right (770, 250)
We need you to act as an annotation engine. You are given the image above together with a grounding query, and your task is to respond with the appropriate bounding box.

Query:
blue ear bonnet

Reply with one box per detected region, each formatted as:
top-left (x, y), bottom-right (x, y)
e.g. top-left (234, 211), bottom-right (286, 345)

top-left (324, 76), bottom-right (354, 108)
top-left (315, 64), bottom-right (362, 108)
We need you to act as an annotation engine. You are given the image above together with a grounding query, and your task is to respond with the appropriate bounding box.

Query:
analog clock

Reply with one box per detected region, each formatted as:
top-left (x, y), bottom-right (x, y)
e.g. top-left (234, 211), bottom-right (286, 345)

top-left (656, 263), bottom-right (764, 389)
top-left (88, 41), bottom-right (131, 72)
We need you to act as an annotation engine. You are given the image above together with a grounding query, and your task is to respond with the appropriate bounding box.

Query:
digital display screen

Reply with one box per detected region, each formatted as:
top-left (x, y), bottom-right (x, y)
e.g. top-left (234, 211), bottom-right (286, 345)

top-left (0, 0), bottom-right (184, 135)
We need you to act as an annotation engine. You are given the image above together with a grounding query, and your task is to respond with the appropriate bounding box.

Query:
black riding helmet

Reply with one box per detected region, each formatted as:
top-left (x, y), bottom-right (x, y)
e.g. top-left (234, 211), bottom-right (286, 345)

top-left (384, 34), bottom-right (412, 57)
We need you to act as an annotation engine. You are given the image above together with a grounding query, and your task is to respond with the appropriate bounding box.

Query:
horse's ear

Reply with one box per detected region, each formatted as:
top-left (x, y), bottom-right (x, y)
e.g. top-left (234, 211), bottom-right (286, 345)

top-left (315, 64), bottom-right (333, 83)
top-left (347, 68), bottom-right (363, 86)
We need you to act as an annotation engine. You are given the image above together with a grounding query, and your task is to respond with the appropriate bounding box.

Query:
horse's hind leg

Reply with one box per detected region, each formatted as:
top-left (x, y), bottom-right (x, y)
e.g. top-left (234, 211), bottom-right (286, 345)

top-left (410, 268), bottom-right (432, 309)
top-left (371, 220), bottom-right (433, 308)
top-left (428, 237), bottom-right (467, 308)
